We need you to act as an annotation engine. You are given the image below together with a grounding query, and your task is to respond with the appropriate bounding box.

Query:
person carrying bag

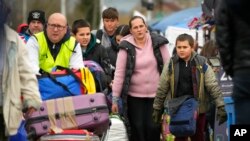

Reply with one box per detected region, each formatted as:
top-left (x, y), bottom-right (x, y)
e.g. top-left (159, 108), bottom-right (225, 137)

top-left (152, 34), bottom-right (227, 141)
top-left (167, 95), bottom-right (198, 137)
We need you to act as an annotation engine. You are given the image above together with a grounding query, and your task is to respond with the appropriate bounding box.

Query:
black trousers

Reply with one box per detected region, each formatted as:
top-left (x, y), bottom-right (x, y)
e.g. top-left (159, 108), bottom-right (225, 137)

top-left (127, 95), bottom-right (160, 141)
top-left (0, 113), bottom-right (7, 141)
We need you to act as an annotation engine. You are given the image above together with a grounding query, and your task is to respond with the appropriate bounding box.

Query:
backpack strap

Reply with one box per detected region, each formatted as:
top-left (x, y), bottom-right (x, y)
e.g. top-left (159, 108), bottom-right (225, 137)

top-left (96, 29), bottom-right (103, 41)
top-left (194, 56), bottom-right (208, 73)
top-left (168, 58), bottom-right (173, 75)
top-left (72, 40), bottom-right (78, 53)
top-left (193, 55), bottom-right (208, 100)
top-left (169, 59), bottom-right (175, 99)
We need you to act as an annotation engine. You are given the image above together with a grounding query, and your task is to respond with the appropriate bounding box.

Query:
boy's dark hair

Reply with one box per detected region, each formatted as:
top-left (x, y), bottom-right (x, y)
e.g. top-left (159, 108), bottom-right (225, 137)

top-left (175, 33), bottom-right (194, 48)
top-left (128, 16), bottom-right (146, 29)
top-left (71, 19), bottom-right (91, 35)
top-left (114, 24), bottom-right (130, 37)
top-left (102, 7), bottom-right (119, 19)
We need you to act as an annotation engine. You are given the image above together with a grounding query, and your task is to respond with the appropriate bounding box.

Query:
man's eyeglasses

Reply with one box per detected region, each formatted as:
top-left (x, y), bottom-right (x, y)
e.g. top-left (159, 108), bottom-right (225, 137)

top-left (47, 23), bottom-right (66, 31)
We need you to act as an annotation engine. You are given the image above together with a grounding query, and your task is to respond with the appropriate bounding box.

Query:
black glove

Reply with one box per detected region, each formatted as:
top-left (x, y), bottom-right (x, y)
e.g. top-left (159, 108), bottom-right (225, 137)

top-left (152, 109), bottom-right (162, 124)
top-left (217, 106), bottom-right (227, 125)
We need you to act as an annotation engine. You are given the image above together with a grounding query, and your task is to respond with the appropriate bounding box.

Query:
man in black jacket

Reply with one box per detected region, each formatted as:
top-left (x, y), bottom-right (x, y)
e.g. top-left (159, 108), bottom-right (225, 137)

top-left (216, 0), bottom-right (250, 124)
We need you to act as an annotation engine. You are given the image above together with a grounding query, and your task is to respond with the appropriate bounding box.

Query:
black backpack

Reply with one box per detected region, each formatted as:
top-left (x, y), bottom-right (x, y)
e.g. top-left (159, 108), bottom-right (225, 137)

top-left (96, 29), bottom-right (103, 42)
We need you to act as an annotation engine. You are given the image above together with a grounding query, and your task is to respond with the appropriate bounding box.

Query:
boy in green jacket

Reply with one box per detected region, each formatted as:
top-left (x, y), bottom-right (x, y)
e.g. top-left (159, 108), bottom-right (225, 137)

top-left (152, 33), bottom-right (227, 141)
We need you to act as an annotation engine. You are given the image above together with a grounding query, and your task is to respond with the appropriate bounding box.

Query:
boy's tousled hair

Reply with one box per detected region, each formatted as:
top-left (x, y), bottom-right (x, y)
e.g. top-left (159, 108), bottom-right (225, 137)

top-left (71, 19), bottom-right (91, 35)
top-left (175, 33), bottom-right (194, 47)
top-left (102, 7), bottom-right (119, 19)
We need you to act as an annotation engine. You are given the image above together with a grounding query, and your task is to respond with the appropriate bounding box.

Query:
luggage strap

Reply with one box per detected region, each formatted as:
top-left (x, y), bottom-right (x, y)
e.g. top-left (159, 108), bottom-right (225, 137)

top-left (46, 100), bottom-right (57, 128)
top-left (57, 97), bottom-right (77, 129)
top-left (46, 97), bottom-right (78, 129)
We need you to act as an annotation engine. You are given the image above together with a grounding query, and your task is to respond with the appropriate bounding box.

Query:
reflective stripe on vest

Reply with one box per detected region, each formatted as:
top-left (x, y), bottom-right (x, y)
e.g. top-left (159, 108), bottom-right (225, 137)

top-left (35, 32), bottom-right (75, 72)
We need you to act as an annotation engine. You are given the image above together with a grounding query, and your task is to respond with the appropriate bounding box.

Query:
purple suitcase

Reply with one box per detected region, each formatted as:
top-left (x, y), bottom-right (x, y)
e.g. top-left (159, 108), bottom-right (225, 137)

top-left (25, 93), bottom-right (109, 139)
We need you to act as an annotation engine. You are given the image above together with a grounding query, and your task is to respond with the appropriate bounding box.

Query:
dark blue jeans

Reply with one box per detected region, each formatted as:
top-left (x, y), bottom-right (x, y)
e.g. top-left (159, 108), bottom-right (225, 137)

top-left (233, 70), bottom-right (250, 124)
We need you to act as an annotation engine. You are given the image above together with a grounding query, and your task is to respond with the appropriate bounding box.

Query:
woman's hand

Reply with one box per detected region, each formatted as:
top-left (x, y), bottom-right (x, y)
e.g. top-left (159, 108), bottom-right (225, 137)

top-left (112, 103), bottom-right (119, 114)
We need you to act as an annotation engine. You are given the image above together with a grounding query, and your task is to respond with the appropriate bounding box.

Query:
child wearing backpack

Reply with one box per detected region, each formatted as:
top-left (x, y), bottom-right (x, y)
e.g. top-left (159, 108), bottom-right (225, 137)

top-left (152, 33), bottom-right (227, 141)
top-left (72, 19), bottom-right (112, 92)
